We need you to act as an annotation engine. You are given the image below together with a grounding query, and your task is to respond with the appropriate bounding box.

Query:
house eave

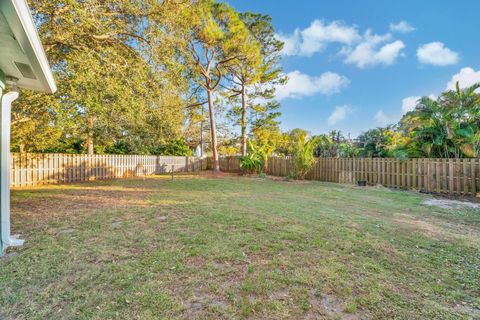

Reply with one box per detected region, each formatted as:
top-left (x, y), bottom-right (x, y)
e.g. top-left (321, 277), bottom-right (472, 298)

top-left (0, 0), bottom-right (56, 93)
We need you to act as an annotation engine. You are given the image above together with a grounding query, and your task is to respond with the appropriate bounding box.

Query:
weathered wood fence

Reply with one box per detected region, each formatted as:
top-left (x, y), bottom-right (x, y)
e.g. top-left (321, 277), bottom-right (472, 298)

top-left (10, 153), bottom-right (207, 187)
top-left (206, 156), bottom-right (242, 172)
top-left (10, 153), bottom-right (480, 196)
top-left (215, 156), bottom-right (480, 196)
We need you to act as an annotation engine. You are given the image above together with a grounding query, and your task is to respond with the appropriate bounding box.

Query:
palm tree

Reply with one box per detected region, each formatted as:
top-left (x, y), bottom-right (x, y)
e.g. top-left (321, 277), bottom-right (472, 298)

top-left (401, 97), bottom-right (449, 157)
top-left (440, 82), bottom-right (480, 157)
top-left (400, 82), bottom-right (480, 158)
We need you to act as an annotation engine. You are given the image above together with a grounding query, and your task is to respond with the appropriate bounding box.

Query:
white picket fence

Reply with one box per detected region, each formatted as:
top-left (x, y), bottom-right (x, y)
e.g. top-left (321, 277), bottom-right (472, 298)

top-left (10, 153), bottom-right (207, 187)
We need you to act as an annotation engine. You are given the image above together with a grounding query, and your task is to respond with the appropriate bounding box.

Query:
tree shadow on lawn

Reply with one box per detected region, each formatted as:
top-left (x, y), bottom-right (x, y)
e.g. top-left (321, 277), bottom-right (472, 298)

top-left (2, 176), bottom-right (479, 319)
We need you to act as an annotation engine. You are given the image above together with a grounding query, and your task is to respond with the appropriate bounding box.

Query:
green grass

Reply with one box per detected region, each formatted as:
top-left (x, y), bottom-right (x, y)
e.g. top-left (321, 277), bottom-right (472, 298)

top-left (1, 175), bottom-right (479, 319)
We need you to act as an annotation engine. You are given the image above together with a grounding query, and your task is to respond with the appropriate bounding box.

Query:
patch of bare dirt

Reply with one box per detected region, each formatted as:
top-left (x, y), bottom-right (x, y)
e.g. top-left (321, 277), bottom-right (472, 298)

top-left (183, 287), bottom-right (229, 319)
top-left (57, 228), bottom-right (76, 235)
top-left (198, 171), bottom-right (241, 178)
top-left (372, 184), bottom-right (392, 191)
top-left (184, 256), bottom-right (208, 268)
top-left (391, 213), bottom-right (480, 244)
top-left (253, 175), bottom-right (313, 184)
top-left (451, 303), bottom-right (480, 318)
top-left (12, 187), bottom-right (154, 219)
top-left (0, 251), bottom-right (17, 261)
top-left (305, 289), bottom-right (365, 320)
top-left (423, 199), bottom-right (480, 210)
top-left (268, 289), bottom-right (289, 301)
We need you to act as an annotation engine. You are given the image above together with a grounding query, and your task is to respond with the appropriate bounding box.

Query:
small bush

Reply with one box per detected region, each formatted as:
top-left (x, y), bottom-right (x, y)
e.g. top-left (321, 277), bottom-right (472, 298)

top-left (239, 153), bottom-right (264, 174)
top-left (292, 133), bottom-right (318, 179)
top-left (240, 141), bottom-right (265, 174)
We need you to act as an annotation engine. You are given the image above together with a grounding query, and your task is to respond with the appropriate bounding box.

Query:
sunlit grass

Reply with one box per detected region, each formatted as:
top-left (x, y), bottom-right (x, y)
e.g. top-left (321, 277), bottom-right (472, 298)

top-left (1, 175), bottom-right (479, 319)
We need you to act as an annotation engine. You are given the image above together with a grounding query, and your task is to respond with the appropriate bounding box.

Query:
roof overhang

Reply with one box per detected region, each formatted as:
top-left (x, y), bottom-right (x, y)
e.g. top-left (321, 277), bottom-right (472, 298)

top-left (0, 0), bottom-right (56, 93)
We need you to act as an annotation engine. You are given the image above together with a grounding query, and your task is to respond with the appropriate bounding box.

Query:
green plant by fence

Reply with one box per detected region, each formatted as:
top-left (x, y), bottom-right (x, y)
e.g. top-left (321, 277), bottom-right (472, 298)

top-left (10, 153), bottom-right (207, 187)
top-left (214, 156), bottom-right (480, 196)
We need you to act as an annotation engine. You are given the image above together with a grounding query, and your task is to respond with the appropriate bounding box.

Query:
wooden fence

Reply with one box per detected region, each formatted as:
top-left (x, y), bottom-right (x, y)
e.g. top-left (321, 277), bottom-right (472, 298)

top-left (9, 153), bottom-right (480, 196)
top-left (215, 156), bottom-right (480, 196)
top-left (207, 156), bottom-right (242, 172)
top-left (10, 153), bottom-right (207, 187)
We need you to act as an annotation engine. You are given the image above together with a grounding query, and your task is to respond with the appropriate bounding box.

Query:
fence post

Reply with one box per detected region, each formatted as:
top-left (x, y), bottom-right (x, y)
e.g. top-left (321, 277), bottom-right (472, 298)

top-left (471, 159), bottom-right (477, 196)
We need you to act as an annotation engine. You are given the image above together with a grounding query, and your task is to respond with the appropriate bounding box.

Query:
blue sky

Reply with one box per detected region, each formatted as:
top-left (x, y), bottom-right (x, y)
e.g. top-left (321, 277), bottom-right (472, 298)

top-left (227, 0), bottom-right (480, 137)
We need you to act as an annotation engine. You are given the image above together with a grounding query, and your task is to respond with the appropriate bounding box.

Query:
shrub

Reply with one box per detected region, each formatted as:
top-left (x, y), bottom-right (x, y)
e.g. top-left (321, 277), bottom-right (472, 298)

top-left (239, 141), bottom-right (265, 174)
top-left (239, 153), bottom-right (264, 174)
top-left (292, 133), bottom-right (318, 179)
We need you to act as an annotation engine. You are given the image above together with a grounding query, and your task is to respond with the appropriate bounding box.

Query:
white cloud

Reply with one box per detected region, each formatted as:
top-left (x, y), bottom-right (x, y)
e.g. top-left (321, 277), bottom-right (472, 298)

top-left (446, 67), bottom-right (480, 90)
top-left (389, 21), bottom-right (415, 33)
top-left (401, 96), bottom-right (421, 114)
top-left (276, 70), bottom-right (350, 100)
top-left (401, 94), bottom-right (437, 114)
top-left (342, 31), bottom-right (405, 68)
top-left (299, 20), bottom-right (361, 56)
top-left (275, 30), bottom-right (301, 56)
top-left (417, 42), bottom-right (459, 66)
top-left (277, 20), bottom-right (406, 69)
top-left (374, 110), bottom-right (393, 126)
top-left (276, 20), bottom-right (360, 56)
top-left (328, 105), bottom-right (353, 125)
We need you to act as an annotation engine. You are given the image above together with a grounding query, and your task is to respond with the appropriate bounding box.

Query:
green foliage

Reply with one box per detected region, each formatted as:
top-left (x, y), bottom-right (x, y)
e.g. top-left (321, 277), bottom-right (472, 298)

top-left (11, 0), bottom-right (286, 160)
top-left (21, 0), bottom-right (480, 163)
top-left (239, 154), bottom-right (263, 174)
top-left (239, 141), bottom-right (265, 174)
top-left (357, 127), bottom-right (393, 157)
top-left (182, 0), bottom-right (260, 170)
top-left (150, 139), bottom-right (193, 156)
top-left (354, 82), bottom-right (480, 159)
top-left (13, 0), bottom-right (189, 154)
top-left (392, 149), bottom-right (408, 160)
top-left (251, 122), bottom-right (285, 171)
top-left (291, 132), bottom-right (318, 179)
top-left (313, 130), bottom-right (359, 158)
top-left (276, 128), bottom-right (309, 156)
top-left (224, 12), bottom-right (286, 155)
top-left (398, 82), bottom-right (480, 158)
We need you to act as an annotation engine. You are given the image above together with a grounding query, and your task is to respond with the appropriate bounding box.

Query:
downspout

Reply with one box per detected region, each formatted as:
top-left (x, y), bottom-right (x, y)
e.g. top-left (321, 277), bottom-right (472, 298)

top-left (0, 68), bottom-right (4, 254)
top-left (0, 74), bottom-right (23, 256)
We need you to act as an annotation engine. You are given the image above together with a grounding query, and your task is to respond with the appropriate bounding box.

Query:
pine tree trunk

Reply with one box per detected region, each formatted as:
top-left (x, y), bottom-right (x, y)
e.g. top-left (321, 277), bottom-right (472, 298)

top-left (207, 89), bottom-right (220, 172)
top-left (241, 83), bottom-right (247, 157)
top-left (86, 134), bottom-right (94, 155)
top-left (86, 116), bottom-right (94, 155)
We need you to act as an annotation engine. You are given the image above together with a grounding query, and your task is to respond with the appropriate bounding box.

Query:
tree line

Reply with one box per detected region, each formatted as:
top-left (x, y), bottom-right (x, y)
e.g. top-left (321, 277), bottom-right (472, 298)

top-left (13, 0), bottom-right (284, 172)
top-left (13, 0), bottom-right (480, 174)
top-left (237, 82), bottom-right (480, 177)
top-left (320, 83), bottom-right (480, 160)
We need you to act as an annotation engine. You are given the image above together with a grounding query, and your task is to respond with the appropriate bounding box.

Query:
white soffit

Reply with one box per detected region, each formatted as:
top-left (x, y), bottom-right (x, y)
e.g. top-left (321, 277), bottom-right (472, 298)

top-left (0, 0), bottom-right (56, 93)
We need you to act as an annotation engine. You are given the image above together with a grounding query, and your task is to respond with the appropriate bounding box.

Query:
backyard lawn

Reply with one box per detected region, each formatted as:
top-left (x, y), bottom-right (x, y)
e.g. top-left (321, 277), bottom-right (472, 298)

top-left (1, 175), bottom-right (479, 319)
